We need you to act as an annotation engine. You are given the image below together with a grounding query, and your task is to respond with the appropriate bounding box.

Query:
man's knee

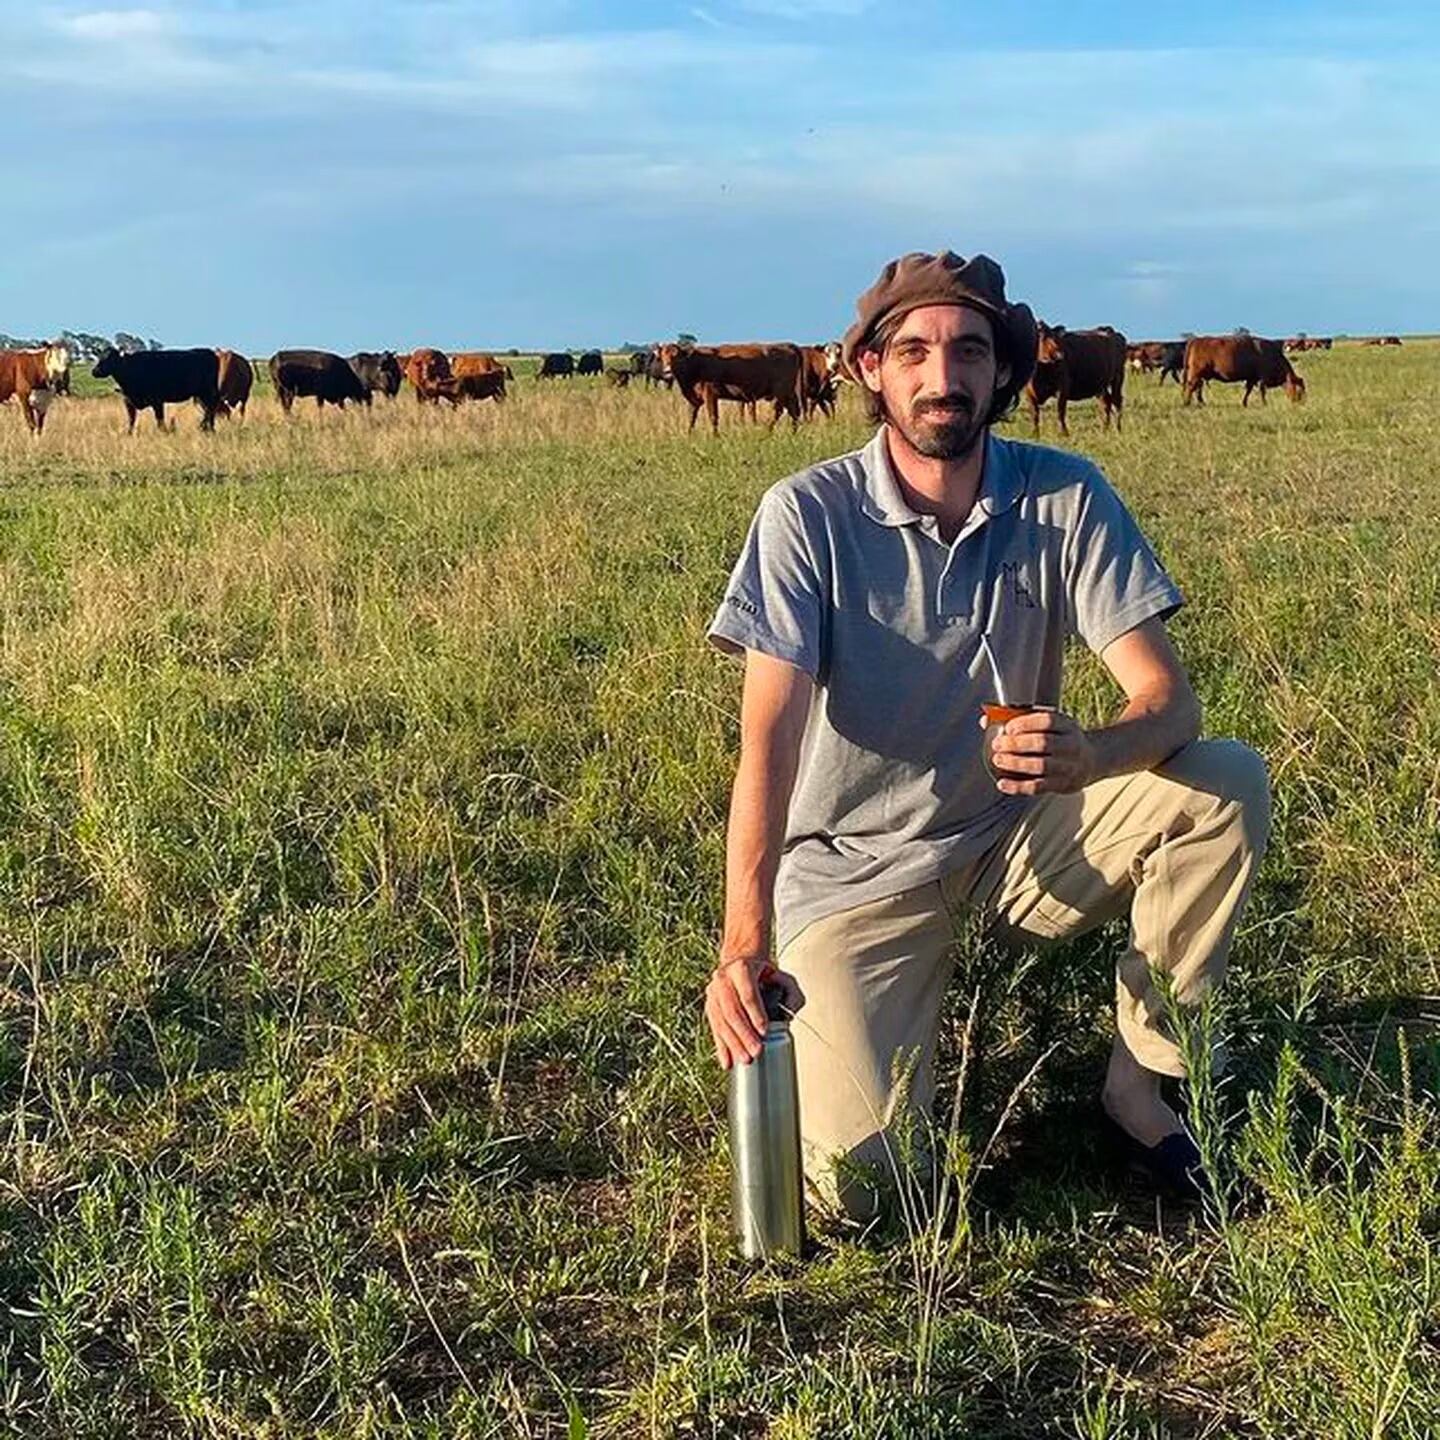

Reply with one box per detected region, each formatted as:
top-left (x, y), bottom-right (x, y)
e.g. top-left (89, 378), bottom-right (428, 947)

top-left (1165, 738), bottom-right (1271, 852)
top-left (803, 1125), bottom-right (931, 1225)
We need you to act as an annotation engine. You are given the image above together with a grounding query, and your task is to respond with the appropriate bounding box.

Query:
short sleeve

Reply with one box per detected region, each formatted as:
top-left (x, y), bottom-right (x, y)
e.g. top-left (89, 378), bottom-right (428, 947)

top-left (707, 485), bottom-right (826, 678)
top-left (1063, 464), bottom-right (1183, 654)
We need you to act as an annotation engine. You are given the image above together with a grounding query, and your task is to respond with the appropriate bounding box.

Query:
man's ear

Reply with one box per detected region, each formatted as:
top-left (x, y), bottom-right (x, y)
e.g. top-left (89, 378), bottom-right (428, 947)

top-left (857, 348), bottom-right (883, 394)
top-left (996, 359), bottom-right (1012, 391)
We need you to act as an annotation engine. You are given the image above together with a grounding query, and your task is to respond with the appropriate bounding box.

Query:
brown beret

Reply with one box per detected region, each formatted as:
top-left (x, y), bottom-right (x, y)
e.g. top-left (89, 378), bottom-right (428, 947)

top-left (841, 250), bottom-right (1037, 392)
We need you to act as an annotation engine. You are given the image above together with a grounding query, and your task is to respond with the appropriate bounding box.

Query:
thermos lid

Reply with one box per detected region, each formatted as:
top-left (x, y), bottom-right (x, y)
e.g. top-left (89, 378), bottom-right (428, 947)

top-left (760, 982), bottom-right (791, 1024)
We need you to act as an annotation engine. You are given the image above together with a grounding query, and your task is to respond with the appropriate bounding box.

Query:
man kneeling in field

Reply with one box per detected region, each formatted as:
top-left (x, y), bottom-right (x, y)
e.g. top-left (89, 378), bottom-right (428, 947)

top-left (703, 250), bottom-right (1270, 1217)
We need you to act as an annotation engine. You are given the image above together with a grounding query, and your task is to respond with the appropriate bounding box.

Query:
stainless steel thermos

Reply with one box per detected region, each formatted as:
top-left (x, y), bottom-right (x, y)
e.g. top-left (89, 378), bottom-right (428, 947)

top-left (729, 983), bottom-right (805, 1259)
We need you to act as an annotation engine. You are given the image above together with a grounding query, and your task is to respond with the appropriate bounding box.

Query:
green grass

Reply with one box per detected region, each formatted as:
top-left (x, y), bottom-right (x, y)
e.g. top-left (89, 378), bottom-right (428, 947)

top-left (0, 345), bottom-right (1437, 1436)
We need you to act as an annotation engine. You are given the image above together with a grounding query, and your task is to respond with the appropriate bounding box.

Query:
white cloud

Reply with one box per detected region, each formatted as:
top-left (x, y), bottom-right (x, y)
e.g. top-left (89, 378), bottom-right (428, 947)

top-left (58, 8), bottom-right (168, 40)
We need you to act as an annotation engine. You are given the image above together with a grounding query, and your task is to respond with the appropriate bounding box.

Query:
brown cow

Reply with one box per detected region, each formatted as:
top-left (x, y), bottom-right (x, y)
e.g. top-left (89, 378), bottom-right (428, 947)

top-left (1127, 341), bottom-right (1166, 372)
top-left (799, 343), bottom-right (842, 419)
top-left (215, 349), bottom-right (254, 417)
top-left (659, 343), bottom-right (805, 435)
top-left (405, 347), bottom-right (454, 403)
top-left (410, 357), bottom-right (505, 405)
top-left (1025, 323), bottom-right (1127, 435)
top-left (1182, 336), bottom-right (1305, 406)
top-left (451, 352), bottom-right (515, 383)
top-left (447, 369), bottom-right (506, 403)
top-left (0, 344), bottom-right (70, 434)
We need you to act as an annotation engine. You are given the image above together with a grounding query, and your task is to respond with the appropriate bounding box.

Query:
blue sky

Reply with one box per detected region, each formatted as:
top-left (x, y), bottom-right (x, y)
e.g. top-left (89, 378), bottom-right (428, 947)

top-left (2, 0), bottom-right (1437, 351)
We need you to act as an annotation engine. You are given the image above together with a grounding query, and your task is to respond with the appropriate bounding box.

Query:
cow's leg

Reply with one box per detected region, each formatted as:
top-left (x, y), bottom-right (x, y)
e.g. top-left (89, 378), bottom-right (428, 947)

top-left (1258, 384), bottom-right (1268, 406)
top-left (1112, 387), bottom-right (1123, 432)
top-left (123, 399), bottom-right (138, 433)
top-left (1056, 392), bottom-right (1070, 437)
top-left (686, 399), bottom-right (700, 433)
top-left (1241, 381), bottom-right (1253, 408)
top-left (708, 389), bottom-right (721, 437)
top-left (1028, 395), bottom-right (1041, 434)
top-left (152, 402), bottom-right (165, 430)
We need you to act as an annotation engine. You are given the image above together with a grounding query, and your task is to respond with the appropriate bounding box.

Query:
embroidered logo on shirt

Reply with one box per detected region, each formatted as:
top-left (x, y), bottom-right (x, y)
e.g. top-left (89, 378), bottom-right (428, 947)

top-left (1002, 561), bottom-right (1037, 609)
top-left (726, 594), bottom-right (760, 617)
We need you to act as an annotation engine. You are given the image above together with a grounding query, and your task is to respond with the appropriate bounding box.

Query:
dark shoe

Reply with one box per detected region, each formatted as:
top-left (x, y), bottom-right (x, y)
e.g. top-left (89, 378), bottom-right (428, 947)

top-left (1106, 1118), bottom-right (1209, 1202)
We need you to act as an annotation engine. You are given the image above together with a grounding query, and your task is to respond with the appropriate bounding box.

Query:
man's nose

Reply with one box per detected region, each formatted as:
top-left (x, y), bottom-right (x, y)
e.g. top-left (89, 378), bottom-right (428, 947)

top-left (924, 348), bottom-right (968, 395)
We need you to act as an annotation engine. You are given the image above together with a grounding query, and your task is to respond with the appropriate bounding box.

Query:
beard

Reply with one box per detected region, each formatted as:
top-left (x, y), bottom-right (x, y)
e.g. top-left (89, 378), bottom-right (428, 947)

top-left (893, 392), bottom-right (987, 460)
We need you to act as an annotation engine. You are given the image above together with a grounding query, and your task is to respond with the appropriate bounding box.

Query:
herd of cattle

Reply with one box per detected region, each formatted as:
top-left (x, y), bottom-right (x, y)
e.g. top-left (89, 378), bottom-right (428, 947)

top-left (0, 327), bottom-right (1413, 437)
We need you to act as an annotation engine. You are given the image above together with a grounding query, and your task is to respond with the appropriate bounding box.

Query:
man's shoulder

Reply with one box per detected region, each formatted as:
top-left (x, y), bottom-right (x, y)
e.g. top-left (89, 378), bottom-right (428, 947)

top-left (993, 434), bottom-right (1112, 512)
top-left (995, 434), bottom-right (1103, 486)
top-left (762, 446), bottom-right (868, 517)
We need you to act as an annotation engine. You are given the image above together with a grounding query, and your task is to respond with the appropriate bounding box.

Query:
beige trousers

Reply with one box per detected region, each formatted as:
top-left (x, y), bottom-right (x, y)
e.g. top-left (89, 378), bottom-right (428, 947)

top-left (777, 739), bottom-right (1270, 1218)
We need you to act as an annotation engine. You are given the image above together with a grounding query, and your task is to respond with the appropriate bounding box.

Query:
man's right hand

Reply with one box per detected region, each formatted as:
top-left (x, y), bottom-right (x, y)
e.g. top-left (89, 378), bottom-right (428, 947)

top-left (705, 957), bottom-right (806, 1069)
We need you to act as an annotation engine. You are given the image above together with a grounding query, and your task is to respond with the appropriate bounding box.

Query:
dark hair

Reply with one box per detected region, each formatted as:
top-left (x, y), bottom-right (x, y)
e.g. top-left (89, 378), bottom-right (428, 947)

top-left (855, 308), bottom-right (1024, 427)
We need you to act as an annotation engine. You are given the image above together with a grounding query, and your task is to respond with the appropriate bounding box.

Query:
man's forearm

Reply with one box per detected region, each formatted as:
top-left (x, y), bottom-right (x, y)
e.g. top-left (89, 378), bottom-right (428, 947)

top-left (719, 746), bottom-right (798, 963)
top-left (1085, 683), bottom-right (1201, 781)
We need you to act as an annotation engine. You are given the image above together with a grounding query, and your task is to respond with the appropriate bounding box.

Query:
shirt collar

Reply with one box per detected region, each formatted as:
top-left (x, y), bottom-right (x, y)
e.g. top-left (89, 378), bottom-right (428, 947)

top-left (858, 427), bottom-right (1022, 529)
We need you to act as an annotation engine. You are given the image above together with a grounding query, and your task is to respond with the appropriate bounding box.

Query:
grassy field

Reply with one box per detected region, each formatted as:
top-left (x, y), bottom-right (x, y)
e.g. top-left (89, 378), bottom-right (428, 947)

top-left (0, 345), bottom-right (1437, 1437)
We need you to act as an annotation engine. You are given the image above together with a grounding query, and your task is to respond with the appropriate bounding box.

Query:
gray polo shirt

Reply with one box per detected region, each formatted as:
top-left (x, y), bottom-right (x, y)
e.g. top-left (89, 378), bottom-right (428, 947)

top-left (708, 426), bottom-right (1183, 951)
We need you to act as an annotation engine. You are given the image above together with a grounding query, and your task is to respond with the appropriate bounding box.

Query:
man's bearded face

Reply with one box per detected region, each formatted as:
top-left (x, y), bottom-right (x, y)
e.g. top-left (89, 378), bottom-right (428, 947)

top-left (864, 305), bottom-right (1008, 461)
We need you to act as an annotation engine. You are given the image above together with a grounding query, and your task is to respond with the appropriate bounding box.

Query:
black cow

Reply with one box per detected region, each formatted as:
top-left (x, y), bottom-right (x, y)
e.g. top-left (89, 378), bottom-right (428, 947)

top-left (348, 351), bottom-right (403, 399)
top-left (270, 349), bottom-right (370, 412)
top-left (575, 349), bottom-right (603, 376)
top-left (1158, 341), bottom-right (1187, 386)
top-left (536, 352), bottom-right (575, 379)
top-left (92, 347), bottom-right (222, 432)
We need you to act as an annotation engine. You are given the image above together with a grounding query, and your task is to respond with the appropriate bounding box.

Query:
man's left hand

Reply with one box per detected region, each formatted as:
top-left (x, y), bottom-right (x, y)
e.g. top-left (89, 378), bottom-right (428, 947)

top-left (988, 708), bottom-right (1098, 795)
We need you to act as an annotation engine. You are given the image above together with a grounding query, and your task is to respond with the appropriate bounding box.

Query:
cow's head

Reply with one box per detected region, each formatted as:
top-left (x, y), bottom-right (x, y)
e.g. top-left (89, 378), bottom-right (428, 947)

top-left (378, 351), bottom-right (403, 395)
top-left (44, 343), bottom-right (72, 384)
top-left (1035, 322), bottom-right (1066, 366)
top-left (412, 348), bottom-right (449, 383)
top-left (656, 343), bottom-right (680, 380)
top-left (823, 340), bottom-right (845, 381)
top-left (92, 347), bottom-right (120, 378)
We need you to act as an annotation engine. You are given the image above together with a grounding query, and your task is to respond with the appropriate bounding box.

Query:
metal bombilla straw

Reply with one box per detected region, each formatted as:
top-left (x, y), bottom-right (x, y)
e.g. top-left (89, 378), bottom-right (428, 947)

top-left (979, 632), bottom-right (1009, 706)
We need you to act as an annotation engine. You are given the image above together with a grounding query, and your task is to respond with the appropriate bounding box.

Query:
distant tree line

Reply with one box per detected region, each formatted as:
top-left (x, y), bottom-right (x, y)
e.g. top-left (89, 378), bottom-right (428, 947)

top-left (0, 330), bottom-right (161, 360)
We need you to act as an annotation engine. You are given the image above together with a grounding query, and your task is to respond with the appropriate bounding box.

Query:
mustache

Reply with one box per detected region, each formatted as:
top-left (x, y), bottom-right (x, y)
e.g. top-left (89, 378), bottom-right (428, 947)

top-left (913, 393), bottom-right (975, 419)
